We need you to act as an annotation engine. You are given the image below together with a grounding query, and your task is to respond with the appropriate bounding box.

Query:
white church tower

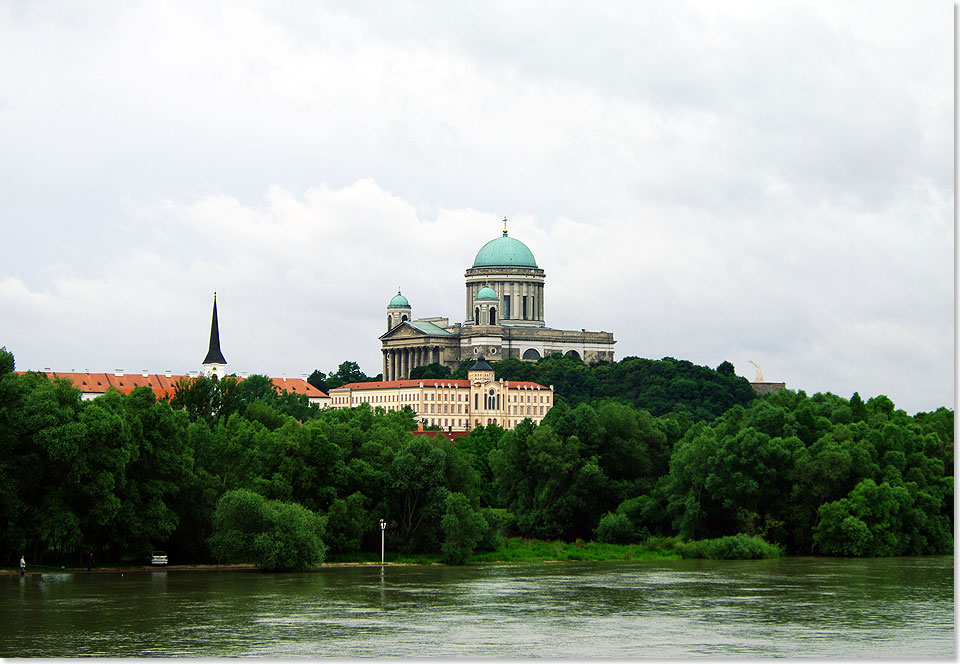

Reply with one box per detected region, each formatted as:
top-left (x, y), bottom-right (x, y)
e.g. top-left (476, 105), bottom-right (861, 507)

top-left (202, 293), bottom-right (227, 379)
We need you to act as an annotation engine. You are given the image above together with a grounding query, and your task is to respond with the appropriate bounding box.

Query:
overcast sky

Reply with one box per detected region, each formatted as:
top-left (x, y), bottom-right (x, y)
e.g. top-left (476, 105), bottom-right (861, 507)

top-left (0, 1), bottom-right (953, 414)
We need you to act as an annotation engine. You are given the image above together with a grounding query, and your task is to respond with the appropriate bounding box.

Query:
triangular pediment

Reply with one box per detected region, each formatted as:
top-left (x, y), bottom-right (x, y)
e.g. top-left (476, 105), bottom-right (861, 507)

top-left (380, 320), bottom-right (453, 341)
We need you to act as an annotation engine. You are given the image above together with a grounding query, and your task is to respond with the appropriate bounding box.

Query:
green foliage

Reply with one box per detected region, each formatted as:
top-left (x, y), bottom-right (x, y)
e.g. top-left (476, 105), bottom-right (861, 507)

top-left (676, 534), bottom-right (782, 559)
top-left (595, 512), bottom-right (634, 544)
top-left (0, 347), bottom-right (14, 375)
top-left (324, 361), bottom-right (378, 390)
top-left (0, 345), bottom-right (951, 566)
top-left (441, 492), bottom-right (488, 565)
top-left (467, 537), bottom-right (680, 563)
top-left (493, 354), bottom-right (756, 421)
top-left (325, 492), bottom-right (370, 555)
top-left (208, 489), bottom-right (326, 571)
top-left (410, 363), bottom-right (452, 380)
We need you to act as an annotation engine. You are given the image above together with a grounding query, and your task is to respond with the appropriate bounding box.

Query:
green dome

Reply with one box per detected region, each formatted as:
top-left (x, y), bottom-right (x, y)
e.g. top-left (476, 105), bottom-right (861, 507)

top-left (388, 290), bottom-right (409, 307)
top-left (475, 285), bottom-right (498, 301)
top-left (472, 231), bottom-right (538, 268)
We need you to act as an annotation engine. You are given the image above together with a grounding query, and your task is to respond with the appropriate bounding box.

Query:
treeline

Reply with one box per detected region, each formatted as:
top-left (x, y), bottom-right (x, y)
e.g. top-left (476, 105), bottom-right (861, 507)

top-left (502, 390), bottom-right (953, 556)
top-left (397, 354), bottom-right (757, 422)
top-left (0, 346), bottom-right (952, 570)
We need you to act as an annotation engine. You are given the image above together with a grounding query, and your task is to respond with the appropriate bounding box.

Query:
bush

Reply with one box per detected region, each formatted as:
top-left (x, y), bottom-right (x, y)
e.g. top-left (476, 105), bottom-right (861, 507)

top-left (595, 512), bottom-right (634, 544)
top-left (209, 489), bottom-right (327, 571)
top-left (677, 534), bottom-right (782, 560)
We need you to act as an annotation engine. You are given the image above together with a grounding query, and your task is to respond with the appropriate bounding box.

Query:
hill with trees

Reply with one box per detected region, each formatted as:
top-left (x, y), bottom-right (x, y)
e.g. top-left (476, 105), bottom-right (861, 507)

top-left (0, 346), bottom-right (951, 570)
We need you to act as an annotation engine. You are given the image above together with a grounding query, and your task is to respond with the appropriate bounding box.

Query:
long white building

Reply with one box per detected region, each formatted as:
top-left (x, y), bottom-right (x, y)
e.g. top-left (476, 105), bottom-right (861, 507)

top-left (329, 357), bottom-right (553, 431)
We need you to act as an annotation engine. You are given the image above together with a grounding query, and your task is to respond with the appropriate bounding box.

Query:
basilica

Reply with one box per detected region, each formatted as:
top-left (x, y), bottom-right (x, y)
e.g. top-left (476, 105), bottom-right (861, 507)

top-left (379, 221), bottom-right (616, 380)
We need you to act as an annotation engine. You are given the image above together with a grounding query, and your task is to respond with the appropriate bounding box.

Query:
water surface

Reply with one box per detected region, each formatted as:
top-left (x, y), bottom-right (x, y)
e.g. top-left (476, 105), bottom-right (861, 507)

top-left (1, 556), bottom-right (953, 657)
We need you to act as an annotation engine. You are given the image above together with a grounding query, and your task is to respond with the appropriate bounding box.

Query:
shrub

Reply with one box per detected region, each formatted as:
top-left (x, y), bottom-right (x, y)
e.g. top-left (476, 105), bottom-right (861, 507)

top-left (595, 512), bottom-right (635, 544)
top-left (677, 534), bottom-right (782, 559)
top-left (209, 489), bottom-right (327, 571)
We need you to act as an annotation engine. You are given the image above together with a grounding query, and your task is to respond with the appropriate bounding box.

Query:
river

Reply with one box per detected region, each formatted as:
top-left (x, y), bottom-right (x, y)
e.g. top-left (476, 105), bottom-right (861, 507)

top-left (1, 556), bottom-right (953, 658)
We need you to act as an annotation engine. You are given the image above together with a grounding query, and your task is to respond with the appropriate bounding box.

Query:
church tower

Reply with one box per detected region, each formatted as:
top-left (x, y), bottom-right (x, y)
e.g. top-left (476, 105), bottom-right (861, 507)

top-left (386, 288), bottom-right (412, 331)
top-left (202, 293), bottom-right (227, 379)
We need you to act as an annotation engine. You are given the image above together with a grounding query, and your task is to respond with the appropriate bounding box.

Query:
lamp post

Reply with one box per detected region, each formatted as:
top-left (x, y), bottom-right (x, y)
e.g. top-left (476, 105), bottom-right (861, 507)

top-left (379, 519), bottom-right (387, 565)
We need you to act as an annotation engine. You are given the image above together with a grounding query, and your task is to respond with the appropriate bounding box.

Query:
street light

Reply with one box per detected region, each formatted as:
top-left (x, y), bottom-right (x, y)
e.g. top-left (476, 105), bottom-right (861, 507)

top-left (379, 519), bottom-right (387, 565)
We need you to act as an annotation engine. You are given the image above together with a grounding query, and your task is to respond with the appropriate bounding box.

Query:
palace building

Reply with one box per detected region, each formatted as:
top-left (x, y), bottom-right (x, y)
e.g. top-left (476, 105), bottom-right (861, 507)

top-left (329, 356), bottom-right (553, 431)
top-left (379, 220), bottom-right (615, 380)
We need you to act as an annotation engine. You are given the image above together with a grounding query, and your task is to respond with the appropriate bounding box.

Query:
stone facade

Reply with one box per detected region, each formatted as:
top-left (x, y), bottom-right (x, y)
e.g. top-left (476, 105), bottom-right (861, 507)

top-left (330, 358), bottom-right (554, 431)
top-left (380, 225), bottom-right (616, 380)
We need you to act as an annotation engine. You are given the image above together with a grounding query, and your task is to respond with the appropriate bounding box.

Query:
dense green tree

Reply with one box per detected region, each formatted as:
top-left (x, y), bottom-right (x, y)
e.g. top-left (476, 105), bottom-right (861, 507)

top-left (440, 492), bottom-right (488, 564)
top-left (208, 489), bottom-right (326, 571)
top-left (410, 363), bottom-right (452, 380)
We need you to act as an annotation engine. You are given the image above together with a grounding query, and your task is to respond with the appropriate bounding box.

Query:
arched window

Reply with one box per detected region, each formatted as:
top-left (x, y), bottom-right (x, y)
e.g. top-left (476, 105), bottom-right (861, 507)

top-left (401, 314), bottom-right (408, 323)
top-left (387, 315), bottom-right (392, 330)
top-left (565, 349), bottom-right (581, 360)
top-left (522, 348), bottom-right (541, 361)
top-left (475, 307), bottom-right (480, 325)
top-left (489, 307), bottom-right (496, 325)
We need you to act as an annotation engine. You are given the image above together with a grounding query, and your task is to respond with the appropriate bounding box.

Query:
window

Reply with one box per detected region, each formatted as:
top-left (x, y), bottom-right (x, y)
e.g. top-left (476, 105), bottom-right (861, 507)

top-left (489, 307), bottom-right (496, 325)
top-left (475, 307), bottom-right (480, 324)
top-left (503, 295), bottom-right (510, 319)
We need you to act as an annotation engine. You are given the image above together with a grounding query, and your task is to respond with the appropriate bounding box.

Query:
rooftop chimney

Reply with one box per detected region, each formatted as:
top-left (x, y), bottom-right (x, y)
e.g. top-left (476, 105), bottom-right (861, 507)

top-left (141, 370), bottom-right (149, 378)
top-left (165, 370), bottom-right (172, 378)
top-left (115, 369), bottom-right (124, 377)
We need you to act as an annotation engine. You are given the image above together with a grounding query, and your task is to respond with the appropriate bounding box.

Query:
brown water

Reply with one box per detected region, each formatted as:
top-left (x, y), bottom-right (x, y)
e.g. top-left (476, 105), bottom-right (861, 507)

top-left (0, 556), bottom-right (953, 657)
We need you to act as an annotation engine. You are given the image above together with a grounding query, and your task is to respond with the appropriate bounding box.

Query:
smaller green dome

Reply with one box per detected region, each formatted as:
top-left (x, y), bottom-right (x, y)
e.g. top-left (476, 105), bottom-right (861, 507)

top-left (388, 290), bottom-right (409, 308)
top-left (475, 285), bottom-right (498, 301)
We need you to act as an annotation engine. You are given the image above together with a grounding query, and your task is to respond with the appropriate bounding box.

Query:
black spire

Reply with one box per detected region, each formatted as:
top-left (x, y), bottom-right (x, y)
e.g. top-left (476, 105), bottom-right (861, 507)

top-left (202, 293), bottom-right (227, 365)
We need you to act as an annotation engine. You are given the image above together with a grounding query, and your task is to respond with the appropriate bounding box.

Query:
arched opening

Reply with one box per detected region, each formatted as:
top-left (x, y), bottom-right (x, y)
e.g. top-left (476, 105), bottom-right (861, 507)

top-left (489, 307), bottom-right (496, 325)
top-left (387, 315), bottom-right (392, 330)
top-left (401, 314), bottom-right (408, 323)
top-left (474, 307), bottom-right (480, 325)
top-left (565, 350), bottom-right (582, 360)
top-left (522, 348), bottom-right (541, 361)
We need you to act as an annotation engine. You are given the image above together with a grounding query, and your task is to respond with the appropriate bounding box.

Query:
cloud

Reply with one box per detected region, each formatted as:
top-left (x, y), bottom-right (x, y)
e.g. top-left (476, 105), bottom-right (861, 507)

top-left (0, 1), bottom-right (951, 413)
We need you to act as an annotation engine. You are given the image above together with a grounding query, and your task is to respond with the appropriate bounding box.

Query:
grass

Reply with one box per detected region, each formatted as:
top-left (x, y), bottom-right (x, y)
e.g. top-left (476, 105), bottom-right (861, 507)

top-left (466, 537), bottom-right (681, 563)
top-left (327, 533), bottom-right (783, 566)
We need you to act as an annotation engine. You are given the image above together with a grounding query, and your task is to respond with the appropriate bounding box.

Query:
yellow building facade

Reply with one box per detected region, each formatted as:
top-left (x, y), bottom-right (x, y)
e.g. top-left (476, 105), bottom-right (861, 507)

top-left (329, 357), bottom-right (553, 431)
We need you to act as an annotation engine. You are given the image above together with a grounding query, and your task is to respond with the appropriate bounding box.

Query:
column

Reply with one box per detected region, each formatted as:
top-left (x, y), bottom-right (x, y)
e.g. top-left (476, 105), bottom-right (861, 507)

top-left (382, 350), bottom-right (387, 380)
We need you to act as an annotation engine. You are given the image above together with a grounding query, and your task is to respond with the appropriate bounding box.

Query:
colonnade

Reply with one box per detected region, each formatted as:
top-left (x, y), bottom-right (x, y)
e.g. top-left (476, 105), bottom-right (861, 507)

top-left (382, 345), bottom-right (443, 381)
top-left (465, 280), bottom-right (544, 324)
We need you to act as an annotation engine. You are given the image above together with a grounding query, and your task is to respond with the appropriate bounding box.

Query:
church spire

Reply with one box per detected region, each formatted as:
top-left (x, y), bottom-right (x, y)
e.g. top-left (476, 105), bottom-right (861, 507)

top-left (202, 292), bottom-right (227, 366)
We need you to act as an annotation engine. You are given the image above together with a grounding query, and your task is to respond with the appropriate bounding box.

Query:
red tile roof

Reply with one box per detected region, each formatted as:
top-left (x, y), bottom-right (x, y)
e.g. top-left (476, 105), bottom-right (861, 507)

top-left (332, 378), bottom-right (548, 391)
top-left (17, 371), bottom-right (328, 399)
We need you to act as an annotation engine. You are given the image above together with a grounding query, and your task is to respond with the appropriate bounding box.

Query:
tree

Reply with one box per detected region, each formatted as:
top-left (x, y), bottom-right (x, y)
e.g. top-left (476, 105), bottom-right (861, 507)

top-left (441, 492), bottom-right (488, 565)
top-left (325, 492), bottom-right (370, 555)
top-left (325, 361), bottom-right (374, 390)
top-left (410, 363), bottom-right (452, 380)
top-left (208, 489), bottom-right (326, 571)
top-left (307, 370), bottom-right (329, 394)
top-left (716, 361), bottom-right (736, 378)
top-left (388, 438), bottom-right (450, 552)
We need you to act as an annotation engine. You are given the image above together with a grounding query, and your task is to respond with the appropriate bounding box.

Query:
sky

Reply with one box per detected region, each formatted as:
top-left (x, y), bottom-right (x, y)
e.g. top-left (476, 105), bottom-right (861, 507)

top-left (0, 1), bottom-right (953, 414)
